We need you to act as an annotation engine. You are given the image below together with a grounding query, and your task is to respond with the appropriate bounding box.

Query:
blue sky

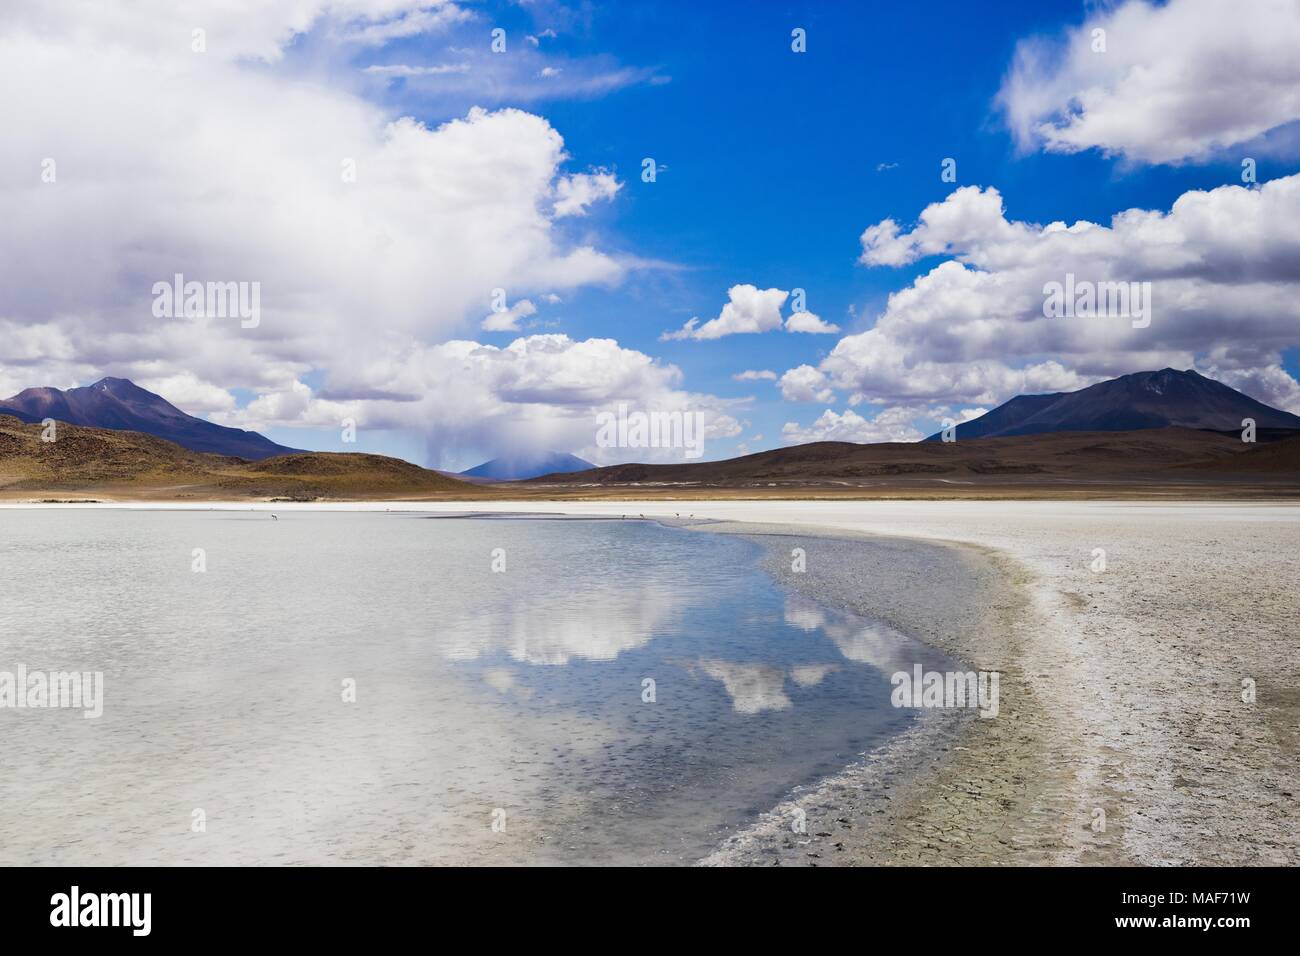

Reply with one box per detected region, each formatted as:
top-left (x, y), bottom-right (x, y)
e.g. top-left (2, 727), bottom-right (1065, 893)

top-left (7, 0), bottom-right (1300, 468)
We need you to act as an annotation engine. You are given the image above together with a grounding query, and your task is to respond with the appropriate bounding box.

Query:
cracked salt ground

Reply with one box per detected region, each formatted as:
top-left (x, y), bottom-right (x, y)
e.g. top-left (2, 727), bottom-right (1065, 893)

top-left (0, 509), bottom-right (955, 865)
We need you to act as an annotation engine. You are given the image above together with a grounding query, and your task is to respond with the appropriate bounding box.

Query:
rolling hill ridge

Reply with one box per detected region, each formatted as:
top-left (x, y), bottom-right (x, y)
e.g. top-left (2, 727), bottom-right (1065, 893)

top-left (0, 414), bottom-right (477, 500)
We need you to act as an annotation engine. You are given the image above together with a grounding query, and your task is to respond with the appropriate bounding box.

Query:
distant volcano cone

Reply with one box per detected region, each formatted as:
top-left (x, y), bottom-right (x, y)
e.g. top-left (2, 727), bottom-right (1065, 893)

top-left (460, 451), bottom-right (595, 481)
top-left (925, 369), bottom-right (1300, 441)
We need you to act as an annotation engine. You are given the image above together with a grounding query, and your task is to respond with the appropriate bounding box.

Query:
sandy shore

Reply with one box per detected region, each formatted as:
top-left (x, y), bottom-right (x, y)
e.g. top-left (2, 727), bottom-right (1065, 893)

top-left (3, 499), bottom-right (1295, 865)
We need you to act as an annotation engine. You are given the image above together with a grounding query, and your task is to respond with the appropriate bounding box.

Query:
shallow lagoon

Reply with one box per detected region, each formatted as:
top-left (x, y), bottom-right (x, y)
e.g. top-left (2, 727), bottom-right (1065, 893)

top-left (0, 511), bottom-right (950, 864)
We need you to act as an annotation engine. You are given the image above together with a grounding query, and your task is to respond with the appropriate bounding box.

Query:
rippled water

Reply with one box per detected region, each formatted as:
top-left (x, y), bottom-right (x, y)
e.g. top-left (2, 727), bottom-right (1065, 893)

top-left (0, 510), bottom-right (950, 865)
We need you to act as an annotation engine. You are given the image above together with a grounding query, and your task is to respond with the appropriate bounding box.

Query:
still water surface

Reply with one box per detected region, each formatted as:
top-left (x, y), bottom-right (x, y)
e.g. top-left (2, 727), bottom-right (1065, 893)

top-left (0, 511), bottom-right (948, 864)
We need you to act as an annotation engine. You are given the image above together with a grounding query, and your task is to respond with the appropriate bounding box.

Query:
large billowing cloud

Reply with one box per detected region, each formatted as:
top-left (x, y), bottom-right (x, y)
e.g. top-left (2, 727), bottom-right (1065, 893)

top-left (211, 334), bottom-right (744, 467)
top-left (0, 0), bottom-right (679, 463)
top-left (997, 0), bottom-right (1300, 165)
top-left (784, 176), bottom-right (1300, 416)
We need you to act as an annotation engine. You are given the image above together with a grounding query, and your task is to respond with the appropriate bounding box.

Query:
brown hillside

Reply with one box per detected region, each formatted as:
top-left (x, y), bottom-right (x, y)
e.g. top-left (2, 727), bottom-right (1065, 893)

top-left (4, 415), bottom-right (1297, 501)
top-left (523, 427), bottom-right (1300, 496)
top-left (0, 415), bottom-right (481, 500)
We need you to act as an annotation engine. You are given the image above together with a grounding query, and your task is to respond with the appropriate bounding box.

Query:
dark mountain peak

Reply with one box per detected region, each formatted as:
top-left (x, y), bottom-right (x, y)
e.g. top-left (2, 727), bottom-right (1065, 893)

top-left (0, 376), bottom-right (299, 460)
top-left (88, 376), bottom-right (148, 395)
top-left (77, 377), bottom-right (187, 419)
top-left (84, 376), bottom-right (173, 399)
top-left (1127, 367), bottom-right (1200, 389)
top-left (1146, 368), bottom-right (1178, 388)
top-left (931, 368), bottom-right (1300, 441)
top-left (1086, 367), bottom-right (1194, 392)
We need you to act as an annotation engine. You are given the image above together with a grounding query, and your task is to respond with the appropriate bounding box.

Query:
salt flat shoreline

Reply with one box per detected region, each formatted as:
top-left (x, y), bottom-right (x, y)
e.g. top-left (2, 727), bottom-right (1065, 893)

top-left (6, 499), bottom-right (1296, 866)
top-left (668, 501), bottom-right (1298, 866)
top-left (693, 520), bottom-right (1031, 866)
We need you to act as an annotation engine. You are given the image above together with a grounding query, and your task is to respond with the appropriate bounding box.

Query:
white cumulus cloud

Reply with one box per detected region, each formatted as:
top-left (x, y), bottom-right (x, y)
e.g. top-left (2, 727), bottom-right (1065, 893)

top-left (784, 311), bottom-right (840, 334)
top-left (0, 1), bottom-right (657, 460)
top-left (778, 365), bottom-right (836, 404)
top-left (212, 334), bottom-right (745, 468)
top-left (481, 299), bottom-right (538, 332)
top-left (806, 178), bottom-right (1300, 413)
top-left (781, 407), bottom-right (924, 445)
top-left (662, 285), bottom-right (842, 340)
top-left (553, 170), bottom-right (621, 217)
top-left (662, 284), bottom-right (789, 341)
top-left (997, 0), bottom-right (1300, 165)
